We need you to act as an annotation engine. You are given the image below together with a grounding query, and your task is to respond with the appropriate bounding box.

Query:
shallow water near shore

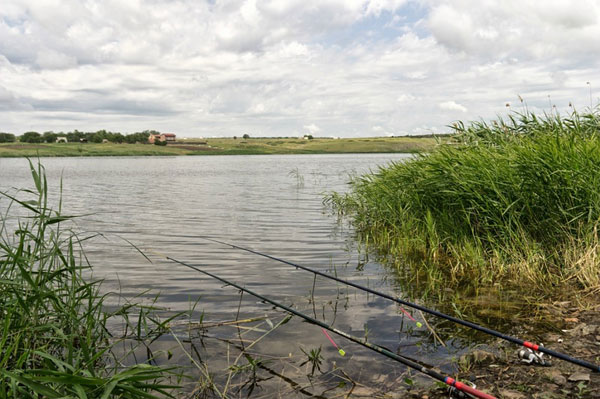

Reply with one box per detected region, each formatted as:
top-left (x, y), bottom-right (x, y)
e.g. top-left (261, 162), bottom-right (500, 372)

top-left (0, 154), bottom-right (523, 396)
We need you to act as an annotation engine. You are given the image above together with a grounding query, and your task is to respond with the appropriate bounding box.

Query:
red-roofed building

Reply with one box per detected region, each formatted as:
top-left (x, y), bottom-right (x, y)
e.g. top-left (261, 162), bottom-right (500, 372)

top-left (148, 133), bottom-right (177, 144)
top-left (162, 133), bottom-right (176, 142)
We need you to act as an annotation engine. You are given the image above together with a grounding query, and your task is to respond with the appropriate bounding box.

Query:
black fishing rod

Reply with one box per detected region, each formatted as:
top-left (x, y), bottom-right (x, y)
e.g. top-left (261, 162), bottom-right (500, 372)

top-left (196, 236), bottom-right (600, 373)
top-left (166, 255), bottom-right (497, 399)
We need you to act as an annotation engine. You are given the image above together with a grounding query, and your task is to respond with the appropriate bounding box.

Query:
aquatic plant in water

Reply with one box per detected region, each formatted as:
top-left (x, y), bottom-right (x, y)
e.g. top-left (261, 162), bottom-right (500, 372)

top-left (326, 109), bottom-right (600, 298)
top-left (0, 160), bottom-right (178, 398)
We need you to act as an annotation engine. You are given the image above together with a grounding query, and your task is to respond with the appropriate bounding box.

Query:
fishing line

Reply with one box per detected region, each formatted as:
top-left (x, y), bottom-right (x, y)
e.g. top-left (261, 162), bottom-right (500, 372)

top-left (192, 236), bottom-right (600, 373)
top-left (322, 328), bottom-right (345, 356)
top-left (197, 236), bottom-right (421, 326)
top-left (166, 255), bottom-right (497, 399)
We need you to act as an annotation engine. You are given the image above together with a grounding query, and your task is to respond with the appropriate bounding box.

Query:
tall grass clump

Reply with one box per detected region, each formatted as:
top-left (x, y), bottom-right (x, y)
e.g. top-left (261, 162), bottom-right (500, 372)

top-left (327, 109), bottom-right (600, 297)
top-left (0, 160), bottom-right (177, 398)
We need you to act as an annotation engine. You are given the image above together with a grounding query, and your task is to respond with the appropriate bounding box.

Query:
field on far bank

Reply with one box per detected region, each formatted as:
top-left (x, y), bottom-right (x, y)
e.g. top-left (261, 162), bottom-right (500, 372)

top-left (191, 136), bottom-right (439, 154)
top-left (0, 136), bottom-right (439, 157)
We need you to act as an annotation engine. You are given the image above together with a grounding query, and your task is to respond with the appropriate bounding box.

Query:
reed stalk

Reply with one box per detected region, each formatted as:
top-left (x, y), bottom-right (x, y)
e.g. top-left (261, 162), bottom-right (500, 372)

top-left (0, 160), bottom-right (177, 398)
top-left (327, 109), bottom-right (600, 298)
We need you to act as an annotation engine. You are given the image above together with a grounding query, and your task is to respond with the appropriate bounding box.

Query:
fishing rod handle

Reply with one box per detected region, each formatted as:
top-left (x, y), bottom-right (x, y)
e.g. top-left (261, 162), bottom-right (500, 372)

top-left (445, 378), bottom-right (496, 399)
top-left (524, 342), bottom-right (600, 373)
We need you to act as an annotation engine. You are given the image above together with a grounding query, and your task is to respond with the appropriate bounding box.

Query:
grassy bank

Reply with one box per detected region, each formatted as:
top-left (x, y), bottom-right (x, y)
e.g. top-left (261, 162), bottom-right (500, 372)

top-left (327, 110), bottom-right (600, 299)
top-left (0, 136), bottom-right (437, 157)
top-left (0, 161), bottom-right (178, 397)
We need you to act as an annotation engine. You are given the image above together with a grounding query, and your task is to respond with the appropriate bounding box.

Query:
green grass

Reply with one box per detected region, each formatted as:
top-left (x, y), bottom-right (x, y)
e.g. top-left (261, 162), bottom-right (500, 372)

top-left (327, 110), bottom-right (600, 299)
top-left (0, 142), bottom-right (194, 157)
top-left (0, 160), bottom-right (179, 398)
top-left (198, 137), bottom-right (437, 155)
top-left (0, 137), bottom-right (438, 157)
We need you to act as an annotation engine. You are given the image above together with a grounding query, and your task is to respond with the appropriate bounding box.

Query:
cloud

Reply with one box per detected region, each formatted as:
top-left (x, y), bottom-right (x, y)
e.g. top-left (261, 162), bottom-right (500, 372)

top-left (0, 0), bottom-right (599, 135)
top-left (35, 49), bottom-right (77, 69)
top-left (397, 93), bottom-right (417, 103)
top-left (29, 96), bottom-right (179, 116)
top-left (438, 101), bottom-right (467, 113)
top-left (303, 124), bottom-right (321, 134)
top-left (0, 85), bottom-right (31, 110)
top-left (365, 0), bottom-right (410, 16)
top-left (426, 0), bottom-right (600, 60)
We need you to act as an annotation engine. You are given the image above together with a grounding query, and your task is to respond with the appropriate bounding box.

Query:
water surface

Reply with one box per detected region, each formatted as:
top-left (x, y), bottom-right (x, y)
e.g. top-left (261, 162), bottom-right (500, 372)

top-left (0, 154), bottom-right (468, 397)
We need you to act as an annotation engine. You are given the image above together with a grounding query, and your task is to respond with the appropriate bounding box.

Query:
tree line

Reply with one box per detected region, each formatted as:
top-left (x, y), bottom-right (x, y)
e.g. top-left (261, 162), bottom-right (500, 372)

top-left (0, 130), bottom-right (162, 144)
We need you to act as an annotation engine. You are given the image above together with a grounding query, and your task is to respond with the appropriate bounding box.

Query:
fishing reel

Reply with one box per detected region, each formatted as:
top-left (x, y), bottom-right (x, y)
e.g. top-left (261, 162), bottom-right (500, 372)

top-left (517, 344), bottom-right (552, 367)
top-left (448, 381), bottom-right (477, 399)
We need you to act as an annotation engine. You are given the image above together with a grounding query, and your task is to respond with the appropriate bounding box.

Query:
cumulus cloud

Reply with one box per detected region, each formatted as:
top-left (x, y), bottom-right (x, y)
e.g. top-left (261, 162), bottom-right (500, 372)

top-left (303, 124), bottom-right (321, 134)
top-left (0, 0), bottom-right (599, 135)
top-left (397, 93), bottom-right (417, 103)
top-left (35, 49), bottom-right (78, 69)
top-left (0, 85), bottom-right (30, 110)
top-left (426, 0), bottom-right (600, 60)
top-left (438, 101), bottom-right (467, 113)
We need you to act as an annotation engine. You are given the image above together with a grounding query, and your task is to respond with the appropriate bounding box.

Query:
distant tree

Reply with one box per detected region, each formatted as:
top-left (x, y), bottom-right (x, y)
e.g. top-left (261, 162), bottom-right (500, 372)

top-left (0, 132), bottom-right (16, 143)
top-left (88, 130), bottom-right (124, 144)
top-left (88, 132), bottom-right (103, 143)
top-left (87, 129), bottom-right (106, 143)
top-left (66, 130), bottom-right (85, 143)
top-left (306, 134), bottom-right (314, 140)
top-left (242, 133), bottom-right (250, 139)
top-left (233, 136), bottom-right (237, 140)
top-left (111, 132), bottom-right (125, 143)
top-left (139, 131), bottom-right (152, 142)
top-left (154, 139), bottom-right (167, 146)
top-left (20, 131), bottom-right (43, 143)
top-left (42, 131), bottom-right (57, 143)
top-left (123, 134), bottom-right (134, 144)
top-left (125, 131), bottom-right (151, 144)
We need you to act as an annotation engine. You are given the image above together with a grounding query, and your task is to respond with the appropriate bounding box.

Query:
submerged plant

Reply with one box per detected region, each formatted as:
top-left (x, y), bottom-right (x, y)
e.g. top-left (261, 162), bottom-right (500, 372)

top-left (300, 346), bottom-right (323, 377)
top-left (0, 160), bottom-right (177, 398)
top-left (288, 167), bottom-right (305, 188)
top-left (229, 354), bottom-right (271, 395)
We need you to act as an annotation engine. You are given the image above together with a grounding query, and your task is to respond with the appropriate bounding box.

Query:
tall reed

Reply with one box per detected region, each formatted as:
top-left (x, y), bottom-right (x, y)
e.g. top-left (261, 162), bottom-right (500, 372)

top-left (327, 110), bottom-right (600, 297)
top-left (0, 160), bottom-right (177, 398)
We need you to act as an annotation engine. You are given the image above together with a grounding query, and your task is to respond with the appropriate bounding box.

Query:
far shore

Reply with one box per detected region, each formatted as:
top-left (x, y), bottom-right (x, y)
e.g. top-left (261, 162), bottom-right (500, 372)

top-left (0, 136), bottom-right (441, 157)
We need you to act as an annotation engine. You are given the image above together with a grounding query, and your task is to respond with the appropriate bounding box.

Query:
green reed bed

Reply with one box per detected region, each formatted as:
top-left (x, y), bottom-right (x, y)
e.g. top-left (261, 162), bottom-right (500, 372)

top-left (0, 161), bottom-right (178, 398)
top-left (327, 110), bottom-right (600, 298)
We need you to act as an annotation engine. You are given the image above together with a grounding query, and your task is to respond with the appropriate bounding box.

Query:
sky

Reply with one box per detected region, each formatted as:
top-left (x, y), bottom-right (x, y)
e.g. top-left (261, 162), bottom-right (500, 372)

top-left (1, 0), bottom-right (600, 137)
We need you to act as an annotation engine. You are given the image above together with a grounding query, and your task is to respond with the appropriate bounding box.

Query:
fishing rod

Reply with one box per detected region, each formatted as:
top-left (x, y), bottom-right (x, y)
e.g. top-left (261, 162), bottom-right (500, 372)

top-left (195, 236), bottom-right (600, 373)
top-left (166, 255), bottom-right (497, 399)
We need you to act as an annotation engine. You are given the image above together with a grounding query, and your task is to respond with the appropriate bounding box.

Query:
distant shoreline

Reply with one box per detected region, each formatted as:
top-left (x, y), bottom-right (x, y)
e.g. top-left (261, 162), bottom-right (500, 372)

top-left (0, 137), bottom-right (441, 157)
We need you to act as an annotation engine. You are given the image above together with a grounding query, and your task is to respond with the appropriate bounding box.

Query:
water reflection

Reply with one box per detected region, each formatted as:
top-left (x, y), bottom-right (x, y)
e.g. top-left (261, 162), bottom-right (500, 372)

top-left (0, 154), bottom-right (467, 397)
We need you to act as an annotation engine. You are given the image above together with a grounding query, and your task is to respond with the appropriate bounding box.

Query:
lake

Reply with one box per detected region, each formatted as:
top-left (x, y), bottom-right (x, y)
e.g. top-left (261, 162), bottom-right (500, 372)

top-left (0, 154), bottom-right (469, 397)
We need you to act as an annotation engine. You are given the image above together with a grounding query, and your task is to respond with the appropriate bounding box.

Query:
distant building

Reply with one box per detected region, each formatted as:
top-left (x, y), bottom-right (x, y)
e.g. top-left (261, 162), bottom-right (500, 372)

top-left (162, 133), bottom-right (176, 142)
top-left (148, 133), bottom-right (176, 144)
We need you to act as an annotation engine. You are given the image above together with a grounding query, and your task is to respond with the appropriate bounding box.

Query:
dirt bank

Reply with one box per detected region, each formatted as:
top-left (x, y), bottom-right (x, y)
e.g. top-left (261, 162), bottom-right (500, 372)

top-left (414, 302), bottom-right (600, 399)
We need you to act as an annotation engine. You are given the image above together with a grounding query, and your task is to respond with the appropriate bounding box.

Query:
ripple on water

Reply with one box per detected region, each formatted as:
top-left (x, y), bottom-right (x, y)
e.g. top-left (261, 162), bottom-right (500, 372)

top-left (0, 154), bottom-right (469, 397)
